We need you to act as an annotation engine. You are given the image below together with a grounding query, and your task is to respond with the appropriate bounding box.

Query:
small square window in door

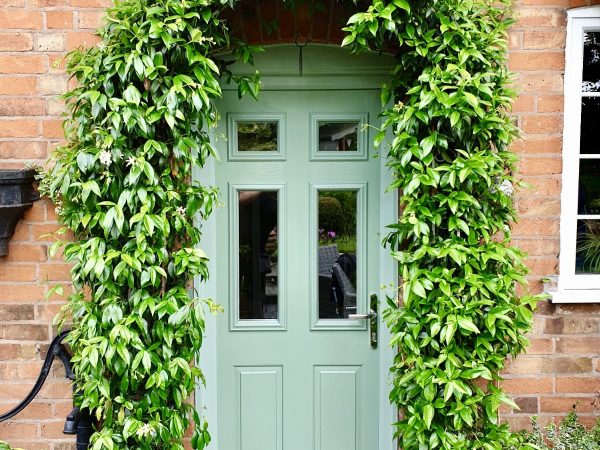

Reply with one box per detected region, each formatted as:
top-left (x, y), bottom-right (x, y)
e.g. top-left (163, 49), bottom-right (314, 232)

top-left (310, 113), bottom-right (368, 161)
top-left (228, 113), bottom-right (286, 161)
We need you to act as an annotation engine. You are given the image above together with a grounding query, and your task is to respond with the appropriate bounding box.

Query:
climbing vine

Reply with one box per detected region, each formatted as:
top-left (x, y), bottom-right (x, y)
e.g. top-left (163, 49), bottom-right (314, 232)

top-left (39, 0), bottom-right (540, 448)
top-left (345, 0), bottom-right (542, 449)
top-left (41, 0), bottom-right (259, 448)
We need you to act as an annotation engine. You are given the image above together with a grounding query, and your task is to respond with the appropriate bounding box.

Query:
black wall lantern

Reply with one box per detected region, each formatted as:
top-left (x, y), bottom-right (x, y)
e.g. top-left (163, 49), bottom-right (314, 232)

top-left (0, 169), bottom-right (40, 256)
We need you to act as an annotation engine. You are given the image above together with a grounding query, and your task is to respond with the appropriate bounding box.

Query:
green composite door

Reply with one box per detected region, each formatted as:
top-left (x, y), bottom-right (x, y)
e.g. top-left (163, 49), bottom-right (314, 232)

top-left (214, 88), bottom-right (382, 450)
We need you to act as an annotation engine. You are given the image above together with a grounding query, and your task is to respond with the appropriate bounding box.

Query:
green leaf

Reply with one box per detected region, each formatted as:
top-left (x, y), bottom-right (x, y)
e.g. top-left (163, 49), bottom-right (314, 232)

top-left (411, 279), bottom-right (426, 298)
top-left (123, 84), bottom-right (141, 105)
top-left (463, 91), bottom-right (479, 108)
top-left (392, 0), bottom-right (410, 11)
top-left (423, 404), bottom-right (434, 429)
top-left (341, 34), bottom-right (355, 47)
top-left (458, 318), bottom-right (480, 334)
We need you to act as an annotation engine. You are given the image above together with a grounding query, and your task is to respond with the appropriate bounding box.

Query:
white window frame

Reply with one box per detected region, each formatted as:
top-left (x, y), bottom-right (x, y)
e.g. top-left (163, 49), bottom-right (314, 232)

top-left (554, 6), bottom-right (600, 303)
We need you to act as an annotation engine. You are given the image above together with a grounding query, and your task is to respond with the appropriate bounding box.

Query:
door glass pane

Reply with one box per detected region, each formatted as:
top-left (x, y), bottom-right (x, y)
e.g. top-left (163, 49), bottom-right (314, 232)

top-left (580, 98), bottom-right (600, 154)
top-left (578, 159), bottom-right (600, 214)
top-left (317, 190), bottom-right (357, 319)
top-left (237, 122), bottom-right (278, 152)
top-left (577, 219), bottom-right (600, 273)
top-left (238, 190), bottom-right (279, 319)
top-left (318, 121), bottom-right (359, 152)
top-left (583, 32), bottom-right (600, 92)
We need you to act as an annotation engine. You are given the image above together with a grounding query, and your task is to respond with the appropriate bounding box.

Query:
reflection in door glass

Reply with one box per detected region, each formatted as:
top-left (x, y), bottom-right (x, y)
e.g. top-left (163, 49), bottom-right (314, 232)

top-left (238, 190), bottom-right (278, 319)
top-left (318, 121), bottom-right (359, 152)
top-left (237, 122), bottom-right (278, 152)
top-left (317, 190), bottom-right (357, 319)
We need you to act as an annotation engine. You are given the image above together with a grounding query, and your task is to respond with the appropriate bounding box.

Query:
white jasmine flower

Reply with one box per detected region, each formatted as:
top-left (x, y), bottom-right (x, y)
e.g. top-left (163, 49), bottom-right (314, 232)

top-left (490, 178), bottom-right (513, 197)
top-left (99, 150), bottom-right (112, 166)
top-left (136, 423), bottom-right (156, 438)
top-left (198, 36), bottom-right (215, 45)
top-left (126, 156), bottom-right (136, 167)
top-left (176, 206), bottom-right (187, 215)
top-left (497, 180), bottom-right (513, 196)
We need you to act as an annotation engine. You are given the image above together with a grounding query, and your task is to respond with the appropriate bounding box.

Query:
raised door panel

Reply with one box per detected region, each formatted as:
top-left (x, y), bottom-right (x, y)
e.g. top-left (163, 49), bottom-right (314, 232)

top-left (234, 366), bottom-right (283, 450)
top-left (314, 366), bottom-right (361, 450)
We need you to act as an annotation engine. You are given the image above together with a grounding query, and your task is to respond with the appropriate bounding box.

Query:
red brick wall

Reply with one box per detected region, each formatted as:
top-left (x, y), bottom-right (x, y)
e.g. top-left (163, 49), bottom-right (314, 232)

top-left (504, 0), bottom-right (600, 429)
top-left (0, 1), bottom-right (107, 448)
top-left (1, 0), bottom-right (599, 447)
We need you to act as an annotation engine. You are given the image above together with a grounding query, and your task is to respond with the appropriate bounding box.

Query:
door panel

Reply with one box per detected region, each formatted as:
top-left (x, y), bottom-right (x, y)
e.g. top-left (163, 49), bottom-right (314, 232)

top-left (314, 366), bottom-right (361, 450)
top-left (235, 366), bottom-right (283, 450)
top-left (215, 89), bottom-right (380, 450)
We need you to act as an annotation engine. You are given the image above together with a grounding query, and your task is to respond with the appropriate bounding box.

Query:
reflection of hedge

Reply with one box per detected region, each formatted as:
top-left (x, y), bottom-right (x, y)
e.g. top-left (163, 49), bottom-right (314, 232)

top-left (320, 190), bottom-right (357, 234)
top-left (238, 122), bottom-right (277, 151)
top-left (319, 196), bottom-right (344, 233)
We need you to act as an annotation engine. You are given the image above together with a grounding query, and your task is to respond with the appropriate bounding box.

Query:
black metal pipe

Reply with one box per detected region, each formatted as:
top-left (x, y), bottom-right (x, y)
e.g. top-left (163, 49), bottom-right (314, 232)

top-left (0, 330), bottom-right (90, 449)
top-left (0, 330), bottom-right (72, 422)
top-left (76, 409), bottom-right (92, 450)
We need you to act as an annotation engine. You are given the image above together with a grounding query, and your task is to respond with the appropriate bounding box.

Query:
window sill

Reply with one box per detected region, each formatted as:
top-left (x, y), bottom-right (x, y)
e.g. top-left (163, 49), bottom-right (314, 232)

top-left (545, 276), bottom-right (600, 303)
top-left (548, 290), bottom-right (600, 303)
top-left (544, 276), bottom-right (600, 303)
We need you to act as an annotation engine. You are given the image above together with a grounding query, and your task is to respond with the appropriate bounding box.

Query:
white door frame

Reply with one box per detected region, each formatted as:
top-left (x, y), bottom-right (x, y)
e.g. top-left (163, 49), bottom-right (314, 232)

top-left (193, 45), bottom-right (398, 450)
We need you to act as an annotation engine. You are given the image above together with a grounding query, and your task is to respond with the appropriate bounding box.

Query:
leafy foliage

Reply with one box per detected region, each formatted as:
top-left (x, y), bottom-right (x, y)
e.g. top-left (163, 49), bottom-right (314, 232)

top-left (344, 0), bottom-right (544, 448)
top-left (577, 220), bottom-right (600, 272)
top-left (237, 122), bottom-right (278, 151)
top-left (521, 409), bottom-right (600, 450)
top-left (0, 440), bottom-right (24, 450)
top-left (40, 0), bottom-right (259, 448)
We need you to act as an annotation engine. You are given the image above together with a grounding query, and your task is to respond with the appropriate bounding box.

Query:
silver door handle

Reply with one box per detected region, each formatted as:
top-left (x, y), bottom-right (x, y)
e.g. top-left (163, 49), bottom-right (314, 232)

top-left (349, 294), bottom-right (378, 349)
top-left (348, 310), bottom-right (376, 320)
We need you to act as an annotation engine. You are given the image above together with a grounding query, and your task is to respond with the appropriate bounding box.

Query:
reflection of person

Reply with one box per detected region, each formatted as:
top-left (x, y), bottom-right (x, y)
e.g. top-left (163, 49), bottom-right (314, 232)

top-left (238, 191), bottom-right (278, 319)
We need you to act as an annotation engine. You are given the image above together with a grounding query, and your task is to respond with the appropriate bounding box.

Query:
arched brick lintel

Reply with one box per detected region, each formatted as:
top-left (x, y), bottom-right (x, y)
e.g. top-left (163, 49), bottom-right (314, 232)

top-left (222, 0), bottom-right (359, 46)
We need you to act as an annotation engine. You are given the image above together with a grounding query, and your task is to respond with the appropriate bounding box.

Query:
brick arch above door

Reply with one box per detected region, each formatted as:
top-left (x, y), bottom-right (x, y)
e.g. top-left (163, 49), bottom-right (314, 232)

top-left (222, 0), bottom-right (359, 45)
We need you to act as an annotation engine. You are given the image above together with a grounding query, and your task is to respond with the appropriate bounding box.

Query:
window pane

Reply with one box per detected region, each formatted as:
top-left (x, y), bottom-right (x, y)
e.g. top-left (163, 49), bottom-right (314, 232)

top-left (238, 190), bottom-right (278, 319)
top-left (583, 32), bottom-right (600, 92)
top-left (577, 219), bottom-right (600, 274)
top-left (578, 159), bottom-right (600, 213)
top-left (580, 98), bottom-right (600, 154)
top-left (237, 122), bottom-right (278, 152)
top-left (317, 190), bottom-right (357, 319)
top-left (318, 121), bottom-right (359, 152)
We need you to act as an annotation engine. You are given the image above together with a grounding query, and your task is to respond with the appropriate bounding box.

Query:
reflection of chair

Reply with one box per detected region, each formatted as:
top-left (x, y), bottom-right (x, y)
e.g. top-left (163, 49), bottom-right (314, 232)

top-left (318, 245), bottom-right (340, 318)
top-left (332, 262), bottom-right (356, 317)
top-left (318, 245), bottom-right (339, 278)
